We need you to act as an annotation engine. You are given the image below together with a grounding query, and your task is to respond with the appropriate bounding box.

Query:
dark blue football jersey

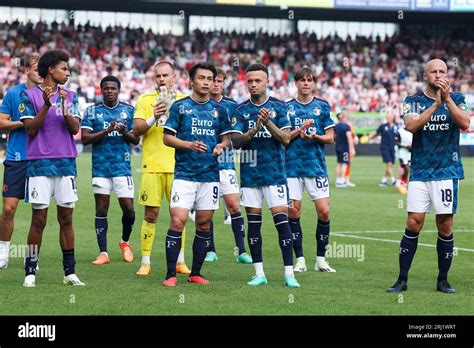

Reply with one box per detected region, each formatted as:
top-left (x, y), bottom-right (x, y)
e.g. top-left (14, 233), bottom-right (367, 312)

top-left (82, 101), bottom-right (134, 178)
top-left (285, 97), bottom-right (334, 178)
top-left (232, 97), bottom-right (291, 188)
top-left (402, 92), bottom-right (468, 181)
top-left (164, 96), bottom-right (233, 182)
top-left (216, 96), bottom-right (237, 171)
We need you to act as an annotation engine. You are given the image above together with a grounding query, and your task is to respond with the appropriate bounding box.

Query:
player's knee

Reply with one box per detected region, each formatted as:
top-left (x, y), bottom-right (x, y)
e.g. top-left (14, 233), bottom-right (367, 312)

top-left (406, 218), bottom-right (423, 233)
top-left (1, 203), bottom-right (17, 221)
top-left (288, 207), bottom-right (300, 219)
top-left (144, 211), bottom-right (158, 223)
top-left (122, 206), bottom-right (135, 218)
top-left (196, 221), bottom-right (211, 232)
top-left (58, 214), bottom-right (73, 228)
top-left (195, 216), bottom-right (211, 231)
top-left (170, 216), bottom-right (185, 232)
top-left (227, 202), bottom-right (240, 214)
top-left (32, 215), bottom-right (47, 231)
top-left (317, 208), bottom-right (330, 222)
top-left (438, 228), bottom-right (452, 238)
top-left (436, 219), bottom-right (452, 237)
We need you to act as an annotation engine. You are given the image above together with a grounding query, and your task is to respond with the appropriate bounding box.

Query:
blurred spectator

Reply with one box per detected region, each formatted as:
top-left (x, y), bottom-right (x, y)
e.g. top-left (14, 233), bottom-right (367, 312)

top-left (1, 20), bottom-right (473, 116)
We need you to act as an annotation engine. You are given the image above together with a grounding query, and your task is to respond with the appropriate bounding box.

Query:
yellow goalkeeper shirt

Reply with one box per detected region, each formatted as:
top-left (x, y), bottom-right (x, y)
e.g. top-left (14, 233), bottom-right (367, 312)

top-left (134, 89), bottom-right (187, 173)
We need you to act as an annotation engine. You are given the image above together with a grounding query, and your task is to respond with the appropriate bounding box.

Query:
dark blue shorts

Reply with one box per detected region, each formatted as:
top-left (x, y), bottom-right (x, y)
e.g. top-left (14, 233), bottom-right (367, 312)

top-left (336, 149), bottom-right (350, 164)
top-left (381, 148), bottom-right (395, 164)
top-left (2, 160), bottom-right (27, 199)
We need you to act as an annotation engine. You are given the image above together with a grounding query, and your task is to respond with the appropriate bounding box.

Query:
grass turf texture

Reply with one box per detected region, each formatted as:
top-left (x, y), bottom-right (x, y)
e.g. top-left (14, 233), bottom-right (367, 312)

top-left (0, 154), bottom-right (472, 315)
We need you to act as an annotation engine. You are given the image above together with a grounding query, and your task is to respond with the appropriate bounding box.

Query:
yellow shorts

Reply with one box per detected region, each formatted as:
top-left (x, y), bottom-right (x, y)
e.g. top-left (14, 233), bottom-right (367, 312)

top-left (139, 172), bottom-right (174, 207)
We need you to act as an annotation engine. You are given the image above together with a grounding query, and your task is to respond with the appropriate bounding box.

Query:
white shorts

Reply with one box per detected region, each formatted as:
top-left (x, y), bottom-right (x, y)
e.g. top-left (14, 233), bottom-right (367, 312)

top-left (407, 179), bottom-right (459, 215)
top-left (92, 176), bottom-right (135, 198)
top-left (219, 169), bottom-right (239, 196)
top-left (240, 185), bottom-right (288, 209)
top-left (26, 176), bottom-right (78, 209)
top-left (287, 176), bottom-right (330, 202)
top-left (399, 149), bottom-right (411, 166)
top-left (170, 179), bottom-right (220, 211)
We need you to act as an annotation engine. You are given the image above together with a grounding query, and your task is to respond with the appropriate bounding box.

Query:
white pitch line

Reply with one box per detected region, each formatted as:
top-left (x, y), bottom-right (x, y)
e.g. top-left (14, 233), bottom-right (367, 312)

top-left (332, 232), bottom-right (474, 253)
top-left (332, 230), bottom-right (474, 234)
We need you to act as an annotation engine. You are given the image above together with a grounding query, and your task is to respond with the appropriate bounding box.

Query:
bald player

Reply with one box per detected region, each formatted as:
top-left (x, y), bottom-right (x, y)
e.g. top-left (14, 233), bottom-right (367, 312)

top-left (133, 61), bottom-right (190, 276)
top-left (387, 59), bottom-right (470, 294)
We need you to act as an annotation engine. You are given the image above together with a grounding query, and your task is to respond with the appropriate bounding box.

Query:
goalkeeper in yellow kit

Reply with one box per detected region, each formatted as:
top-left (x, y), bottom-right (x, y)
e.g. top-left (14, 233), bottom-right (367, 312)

top-left (133, 61), bottom-right (190, 275)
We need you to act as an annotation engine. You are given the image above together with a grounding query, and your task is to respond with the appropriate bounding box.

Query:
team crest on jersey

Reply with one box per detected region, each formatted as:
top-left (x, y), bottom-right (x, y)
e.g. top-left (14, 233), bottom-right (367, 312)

top-left (18, 103), bottom-right (26, 113)
top-left (211, 109), bottom-right (219, 119)
top-left (313, 106), bottom-right (321, 116)
top-left (243, 113), bottom-right (251, 119)
top-left (120, 111), bottom-right (128, 119)
top-left (141, 193), bottom-right (148, 202)
top-left (172, 193), bottom-right (179, 202)
top-left (232, 117), bottom-right (237, 127)
top-left (402, 103), bottom-right (410, 114)
top-left (269, 110), bottom-right (277, 119)
top-left (31, 189), bottom-right (38, 199)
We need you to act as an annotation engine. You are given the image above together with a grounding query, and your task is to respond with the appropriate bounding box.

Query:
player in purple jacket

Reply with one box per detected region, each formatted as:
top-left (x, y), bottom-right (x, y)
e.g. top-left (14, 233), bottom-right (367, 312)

top-left (19, 50), bottom-right (84, 287)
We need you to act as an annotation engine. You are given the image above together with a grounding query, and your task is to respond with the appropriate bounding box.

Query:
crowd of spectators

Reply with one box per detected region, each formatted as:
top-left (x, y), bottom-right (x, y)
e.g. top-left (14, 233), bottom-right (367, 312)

top-left (1, 20), bottom-right (473, 115)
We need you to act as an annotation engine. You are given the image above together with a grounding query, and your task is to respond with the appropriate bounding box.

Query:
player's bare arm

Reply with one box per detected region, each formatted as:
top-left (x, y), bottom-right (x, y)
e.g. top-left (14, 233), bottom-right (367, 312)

top-left (81, 121), bottom-right (116, 145)
top-left (60, 88), bottom-right (80, 136)
top-left (0, 112), bottom-right (22, 131)
top-left (289, 119), bottom-right (312, 141)
top-left (133, 102), bottom-right (167, 136)
top-left (300, 125), bottom-right (334, 145)
top-left (213, 134), bottom-right (231, 156)
top-left (404, 89), bottom-right (442, 133)
top-left (265, 120), bottom-right (290, 146)
top-left (231, 119), bottom-right (262, 149)
top-left (258, 109), bottom-right (290, 146)
top-left (437, 79), bottom-right (470, 130)
top-left (289, 127), bottom-right (301, 141)
top-left (163, 132), bottom-right (207, 153)
top-left (22, 86), bottom-right (54, 137)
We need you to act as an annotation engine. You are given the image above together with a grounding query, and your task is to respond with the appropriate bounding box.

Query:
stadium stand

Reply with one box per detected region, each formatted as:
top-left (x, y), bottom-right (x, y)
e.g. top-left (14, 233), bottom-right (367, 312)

top-left (1, 20), bottom-right (473, 114)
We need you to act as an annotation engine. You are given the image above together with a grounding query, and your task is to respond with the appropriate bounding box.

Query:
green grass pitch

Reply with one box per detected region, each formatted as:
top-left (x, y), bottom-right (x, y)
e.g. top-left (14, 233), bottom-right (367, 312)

top-left (0, 154), bottom-right (472, 315)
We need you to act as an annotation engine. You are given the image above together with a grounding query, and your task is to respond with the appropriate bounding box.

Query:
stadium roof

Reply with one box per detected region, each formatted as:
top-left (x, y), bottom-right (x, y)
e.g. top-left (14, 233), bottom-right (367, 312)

top-left (3, 0), bottom-right (472, 23)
